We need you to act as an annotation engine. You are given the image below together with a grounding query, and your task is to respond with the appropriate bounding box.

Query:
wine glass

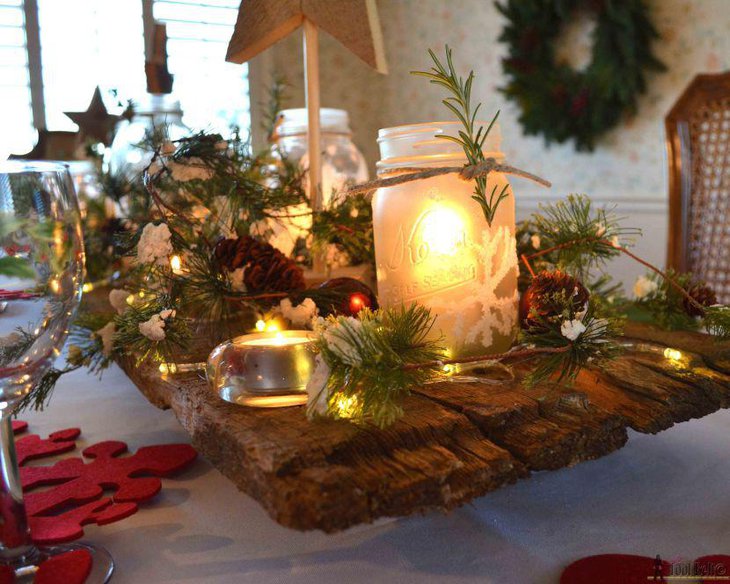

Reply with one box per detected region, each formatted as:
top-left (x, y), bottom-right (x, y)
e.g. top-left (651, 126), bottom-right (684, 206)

top-left (0, 161), bottom-right (113, 581)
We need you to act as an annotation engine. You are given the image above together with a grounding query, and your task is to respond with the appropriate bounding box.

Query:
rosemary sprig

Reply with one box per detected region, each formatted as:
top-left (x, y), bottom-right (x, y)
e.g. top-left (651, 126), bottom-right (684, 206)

top-left (412, 45), bottom-right (505, 225)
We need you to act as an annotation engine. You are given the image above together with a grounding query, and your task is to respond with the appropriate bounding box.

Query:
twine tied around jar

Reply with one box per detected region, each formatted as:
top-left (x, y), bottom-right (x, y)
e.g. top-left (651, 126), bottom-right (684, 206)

top-left (345, 158), bottom-right (551, 196)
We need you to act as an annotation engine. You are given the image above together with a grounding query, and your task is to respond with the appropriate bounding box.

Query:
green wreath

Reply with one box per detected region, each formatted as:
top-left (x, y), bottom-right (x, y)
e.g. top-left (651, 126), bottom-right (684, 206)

top-left (497, 0), bottom-right (665, 151)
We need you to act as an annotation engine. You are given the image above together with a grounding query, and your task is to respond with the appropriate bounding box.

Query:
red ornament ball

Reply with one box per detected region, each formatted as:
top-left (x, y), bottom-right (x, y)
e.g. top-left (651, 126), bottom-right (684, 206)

top-left (318, 277), bottom-right (378, 317)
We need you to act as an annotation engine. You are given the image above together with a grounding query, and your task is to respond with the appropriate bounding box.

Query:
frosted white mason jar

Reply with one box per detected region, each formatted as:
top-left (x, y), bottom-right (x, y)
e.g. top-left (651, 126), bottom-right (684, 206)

top-left (373, 122), bottom-right (518, 358)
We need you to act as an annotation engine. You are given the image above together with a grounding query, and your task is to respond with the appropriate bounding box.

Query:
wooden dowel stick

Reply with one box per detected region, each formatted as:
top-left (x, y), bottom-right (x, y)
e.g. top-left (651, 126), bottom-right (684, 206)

top-left (303, 18), bottom-right (324, 273)
top-left (303, 18), bottom-right (322, 210)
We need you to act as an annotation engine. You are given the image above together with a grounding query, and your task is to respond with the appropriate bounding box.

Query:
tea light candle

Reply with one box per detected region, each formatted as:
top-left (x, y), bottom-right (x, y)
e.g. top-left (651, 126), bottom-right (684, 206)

top-left (206, 330), bottom-right (317, 407)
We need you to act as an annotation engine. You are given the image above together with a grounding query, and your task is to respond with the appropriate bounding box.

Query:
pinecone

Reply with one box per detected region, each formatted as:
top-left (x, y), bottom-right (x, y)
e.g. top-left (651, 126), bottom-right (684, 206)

top-left (683, 283), bottom-right (717, 317)
top-left (520, 270), bottom-right (590, 330)
top-left (214, 236), bottom-right (305, 294)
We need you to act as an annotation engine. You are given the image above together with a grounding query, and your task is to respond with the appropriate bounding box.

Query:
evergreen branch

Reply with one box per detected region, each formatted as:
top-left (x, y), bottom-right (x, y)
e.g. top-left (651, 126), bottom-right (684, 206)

top-left (526, 194), bottom-right (641, 283)
top-left (704, 306), bottom-right (730, 339)
top-left (309, 302), bottom-right (620, 427)
top-left (16, 311), bottom-right (113, 413)
top-left (310, 192), bottom-right (374, 267)
top-left (521, 301), bottom-right (622, 386)
top-left (262, 75), bottom-right (288, 141)
top-left (309, 304), bottom-right (445, 427)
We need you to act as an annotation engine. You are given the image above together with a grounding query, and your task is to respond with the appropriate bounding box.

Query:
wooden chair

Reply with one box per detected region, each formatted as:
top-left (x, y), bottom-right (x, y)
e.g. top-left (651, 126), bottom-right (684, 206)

top-left (666, 71), bottom-right (730, 303)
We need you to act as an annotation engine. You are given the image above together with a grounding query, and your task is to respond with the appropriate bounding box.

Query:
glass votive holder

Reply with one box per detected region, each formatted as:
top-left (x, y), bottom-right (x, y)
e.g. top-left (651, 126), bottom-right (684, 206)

top-left (206, 331), bottom-right (317, 408)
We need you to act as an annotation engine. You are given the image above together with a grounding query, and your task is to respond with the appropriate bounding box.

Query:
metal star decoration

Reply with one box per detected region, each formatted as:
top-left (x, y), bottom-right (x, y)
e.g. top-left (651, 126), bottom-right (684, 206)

top-left (64, 87), bottom-right (120, 146)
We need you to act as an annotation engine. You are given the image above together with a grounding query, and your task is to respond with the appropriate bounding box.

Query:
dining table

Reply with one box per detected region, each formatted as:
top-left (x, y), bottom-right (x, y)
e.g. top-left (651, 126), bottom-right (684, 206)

top-left (23, 359), bottom-right (730, 583)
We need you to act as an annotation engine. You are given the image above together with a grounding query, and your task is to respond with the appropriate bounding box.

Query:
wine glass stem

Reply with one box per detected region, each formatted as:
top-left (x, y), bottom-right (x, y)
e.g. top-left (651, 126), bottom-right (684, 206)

top-left (0, 414), bottom-right (33, 562)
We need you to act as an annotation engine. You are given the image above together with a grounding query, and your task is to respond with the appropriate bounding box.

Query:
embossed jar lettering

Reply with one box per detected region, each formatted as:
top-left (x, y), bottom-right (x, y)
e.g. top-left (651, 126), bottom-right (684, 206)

top-left (373, 122), bottom-right (518, 358)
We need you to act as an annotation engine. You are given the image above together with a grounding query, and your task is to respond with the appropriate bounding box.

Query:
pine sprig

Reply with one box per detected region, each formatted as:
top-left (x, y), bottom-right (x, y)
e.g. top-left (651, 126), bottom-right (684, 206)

top-left (310, 192), bottom-right (374, 267)
top-left (17, 312), bottom-right (113, 413)
top-left (308, 298), bottom-right (622, 427)
top-left (522, 303), bottom-right (622, 386)
top-left (412, 46), bottom-right (504, 225)
top-left (310, 304), bottom-right (445, 428)
top-left (262, 74), bottom-right (288, 141)
top-left (704, 305), bottom-right (730, 339)
top-left (526, 194), bottom-right (641, 284)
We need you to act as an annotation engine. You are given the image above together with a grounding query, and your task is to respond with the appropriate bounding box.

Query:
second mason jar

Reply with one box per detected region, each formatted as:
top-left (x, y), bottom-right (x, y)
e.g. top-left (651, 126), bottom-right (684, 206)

top-left (373, 121), bottom-right (518, 358)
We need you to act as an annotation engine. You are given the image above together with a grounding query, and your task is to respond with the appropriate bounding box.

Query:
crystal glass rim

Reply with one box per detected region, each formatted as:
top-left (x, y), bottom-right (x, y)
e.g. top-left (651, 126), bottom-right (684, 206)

top-left (0, 160), bottom-right (70, 174)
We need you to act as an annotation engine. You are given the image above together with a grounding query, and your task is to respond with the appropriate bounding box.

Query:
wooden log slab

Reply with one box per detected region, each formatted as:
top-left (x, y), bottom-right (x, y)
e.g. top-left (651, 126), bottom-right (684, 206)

top-left (118, 322), bottom-right (730, 532)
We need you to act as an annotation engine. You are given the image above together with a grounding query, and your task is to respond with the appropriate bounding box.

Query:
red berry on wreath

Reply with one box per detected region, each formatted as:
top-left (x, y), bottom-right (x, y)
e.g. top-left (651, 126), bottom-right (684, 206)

top-left (318, 278), bottom-right (378, 317)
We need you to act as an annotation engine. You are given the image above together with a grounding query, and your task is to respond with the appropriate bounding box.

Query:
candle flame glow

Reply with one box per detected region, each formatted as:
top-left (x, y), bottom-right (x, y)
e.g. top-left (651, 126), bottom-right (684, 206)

top-left (420, 206), bottom-right (466, 257)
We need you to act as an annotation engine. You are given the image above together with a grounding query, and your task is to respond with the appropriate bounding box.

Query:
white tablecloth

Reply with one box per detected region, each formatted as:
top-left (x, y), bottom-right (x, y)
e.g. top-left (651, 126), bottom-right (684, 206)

top-left (23, 364), bottom-right (730, 583)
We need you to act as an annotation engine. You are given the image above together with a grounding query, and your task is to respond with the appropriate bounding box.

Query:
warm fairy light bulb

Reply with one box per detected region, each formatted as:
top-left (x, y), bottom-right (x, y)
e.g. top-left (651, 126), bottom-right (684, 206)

top-left (159, 362), bottom-right (178, 375)
top-left (82, 282), bottom-right (94, 293)
top-left (255, 320), bottom-right (266, 332)
top-left (126, 294), bottom-right (135, 305)
top-left (170, 255), bottom-right (183, 274)
top-left (335, 394), bottom-right (359, 418)
top-left (664, 347), bottom-right (683, 362)
top-left (49, 279), bottom-right (60, 293)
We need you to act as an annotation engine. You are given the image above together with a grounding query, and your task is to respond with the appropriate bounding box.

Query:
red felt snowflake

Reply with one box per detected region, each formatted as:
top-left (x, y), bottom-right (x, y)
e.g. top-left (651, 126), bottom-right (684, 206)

top-left (11, 421), bottom-right (196, 545)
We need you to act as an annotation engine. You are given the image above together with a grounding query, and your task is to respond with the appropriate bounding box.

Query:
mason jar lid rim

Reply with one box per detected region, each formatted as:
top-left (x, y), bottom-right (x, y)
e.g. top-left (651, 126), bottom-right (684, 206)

top-left (378, 120), bottom-right (501, 141)
top-left (377, 120), bottom-right (502, 169)
top-left (276, 108), bottom-right (352, 136)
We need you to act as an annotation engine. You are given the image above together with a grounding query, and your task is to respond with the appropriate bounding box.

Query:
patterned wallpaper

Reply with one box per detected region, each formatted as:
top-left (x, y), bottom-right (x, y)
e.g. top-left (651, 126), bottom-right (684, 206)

top-left (259, 0), bottom-right (730, 283)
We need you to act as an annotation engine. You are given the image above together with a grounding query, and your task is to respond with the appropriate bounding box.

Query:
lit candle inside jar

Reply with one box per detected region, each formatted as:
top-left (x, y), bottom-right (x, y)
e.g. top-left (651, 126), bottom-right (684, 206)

top-left (242, 332), bottom-right (308, 347)
top-left (373, 121), bottom-right (519, 358)
top-left (206, 330), bottom-right (317, 408)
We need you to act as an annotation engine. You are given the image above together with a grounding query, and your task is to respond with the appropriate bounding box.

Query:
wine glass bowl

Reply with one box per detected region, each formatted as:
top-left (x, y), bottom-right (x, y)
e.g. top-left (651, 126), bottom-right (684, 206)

top-left (0, 162), bottom-right (84, 405)
top-left (0, 161), bottom-right (112, 581)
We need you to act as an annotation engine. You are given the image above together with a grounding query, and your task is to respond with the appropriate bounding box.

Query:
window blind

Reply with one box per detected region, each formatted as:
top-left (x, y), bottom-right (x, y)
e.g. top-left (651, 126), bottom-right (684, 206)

top-left (152, 0), bottom-right (250, 136)
top-left (0, 0), bottom-right (35, 157)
